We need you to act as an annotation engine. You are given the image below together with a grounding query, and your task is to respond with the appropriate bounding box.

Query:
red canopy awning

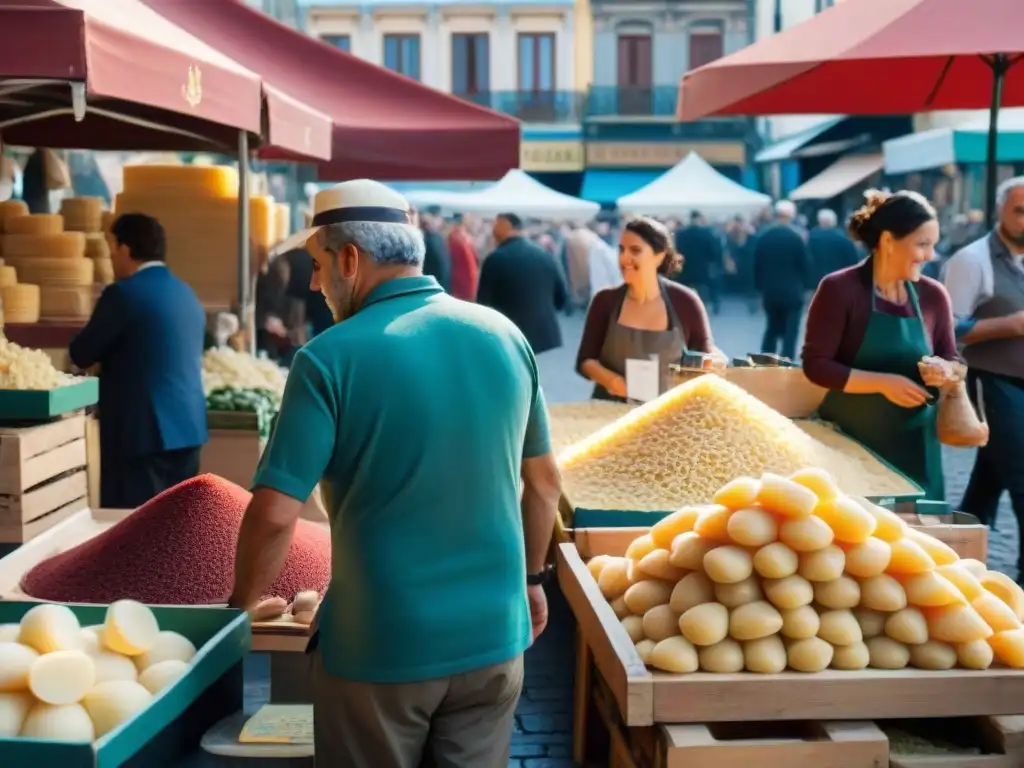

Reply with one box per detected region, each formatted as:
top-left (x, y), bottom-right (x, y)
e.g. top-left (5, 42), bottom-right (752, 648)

top-left (0, 0), bottom-right (332, 159)
top-left (142, 0), bottom-right (520, 181)
top-left (677, 0), bottom-right (1024, 120)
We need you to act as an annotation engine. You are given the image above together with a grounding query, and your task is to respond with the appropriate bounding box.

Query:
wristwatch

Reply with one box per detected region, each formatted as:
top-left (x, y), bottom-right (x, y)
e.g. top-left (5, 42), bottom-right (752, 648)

top-left (527, 565), bottom-right (554, 586)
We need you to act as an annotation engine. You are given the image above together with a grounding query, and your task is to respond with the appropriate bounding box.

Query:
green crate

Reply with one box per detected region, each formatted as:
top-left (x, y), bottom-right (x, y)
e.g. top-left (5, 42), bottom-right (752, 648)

top-left (0, 603), bottom-right (250, 768)
top-left (0, 378), bottom-right (99, 421)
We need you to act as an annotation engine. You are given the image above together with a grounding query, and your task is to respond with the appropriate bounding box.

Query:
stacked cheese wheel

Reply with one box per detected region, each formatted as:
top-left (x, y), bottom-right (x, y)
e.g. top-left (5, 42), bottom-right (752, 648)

top-left (1, 213), bottom-right (94, 321)
top-left (114, 164), bottom-right (281, 307)
top-left (0, 204), bottom-right (42, 324)
top-left (594, 469), bottom-right (1024, 675)
top-left (0, 601), bottom-right (197, 740)
top-left (61, 197), bottom-right (115, 288)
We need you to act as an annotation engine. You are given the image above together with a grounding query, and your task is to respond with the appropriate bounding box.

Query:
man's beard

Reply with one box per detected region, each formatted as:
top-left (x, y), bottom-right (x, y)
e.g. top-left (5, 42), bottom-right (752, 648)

top-left (325, 274), bottom-right (355, 324)
top-left (1001, 225), bottom-right (1024, 247)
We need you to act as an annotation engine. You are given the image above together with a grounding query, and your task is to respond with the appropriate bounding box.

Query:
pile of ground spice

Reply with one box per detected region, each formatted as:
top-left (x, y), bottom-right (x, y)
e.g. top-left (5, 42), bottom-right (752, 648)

top-left (21, 474), bottom-right (331, 604)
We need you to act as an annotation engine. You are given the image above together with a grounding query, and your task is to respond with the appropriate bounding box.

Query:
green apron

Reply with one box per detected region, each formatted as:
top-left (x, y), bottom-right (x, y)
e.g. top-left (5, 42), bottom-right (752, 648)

top-left (817, 282), bottom-right (945, 500)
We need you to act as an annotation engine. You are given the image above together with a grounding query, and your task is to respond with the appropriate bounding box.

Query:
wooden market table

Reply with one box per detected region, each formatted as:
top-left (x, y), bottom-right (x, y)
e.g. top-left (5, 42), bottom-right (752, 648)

top-left (557, 523), bottom-right (1024, 768)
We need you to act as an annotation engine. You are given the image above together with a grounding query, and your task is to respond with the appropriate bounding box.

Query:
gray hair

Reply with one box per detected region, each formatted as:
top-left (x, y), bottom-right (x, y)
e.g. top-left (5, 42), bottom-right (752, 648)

top-left (996, 176), bottom-right (1024, 209)
top-left (319, 221), bottom-right (425, 267)
top-left (775, 200), bottom-right (796, 219)
top-left (817, 208), bottom-right (838, 227)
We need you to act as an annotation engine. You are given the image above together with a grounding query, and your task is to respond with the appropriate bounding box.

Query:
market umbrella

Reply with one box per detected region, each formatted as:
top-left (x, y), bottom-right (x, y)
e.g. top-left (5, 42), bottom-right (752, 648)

top-left (676, 0), bottom-right (1024, 224)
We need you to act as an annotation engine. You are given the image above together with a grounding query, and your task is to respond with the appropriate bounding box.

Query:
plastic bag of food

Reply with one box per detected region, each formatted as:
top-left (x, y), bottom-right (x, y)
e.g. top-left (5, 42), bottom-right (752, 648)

top-left (919, 358), bottom-right (988, 447)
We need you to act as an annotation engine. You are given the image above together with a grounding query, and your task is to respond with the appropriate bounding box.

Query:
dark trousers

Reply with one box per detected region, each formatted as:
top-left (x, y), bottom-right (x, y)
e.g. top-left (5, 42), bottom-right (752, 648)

top-left (960, 371), bottom-right (1024, 570)
top-left (761, 302), bottom-right (802, 360)
top-left (101, 446), bottom-right (202, 509)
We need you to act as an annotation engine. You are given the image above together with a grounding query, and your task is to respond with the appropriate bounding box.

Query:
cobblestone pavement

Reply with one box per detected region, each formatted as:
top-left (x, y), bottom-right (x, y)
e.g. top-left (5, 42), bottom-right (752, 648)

top-left (192, 301), bottom-right (1017, 766)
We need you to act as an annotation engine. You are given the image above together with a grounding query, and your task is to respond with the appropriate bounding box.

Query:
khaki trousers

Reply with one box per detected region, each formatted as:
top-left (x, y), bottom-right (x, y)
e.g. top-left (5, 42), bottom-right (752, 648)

top-left (310, 650), bottom-right (523, 768)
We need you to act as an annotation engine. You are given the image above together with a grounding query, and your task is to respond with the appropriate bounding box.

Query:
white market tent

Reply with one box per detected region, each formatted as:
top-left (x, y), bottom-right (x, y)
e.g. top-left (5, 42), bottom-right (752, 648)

top-left (405, 170), bottom-right (600, 220)
top-left (617, 151), bottom-right (771, 218)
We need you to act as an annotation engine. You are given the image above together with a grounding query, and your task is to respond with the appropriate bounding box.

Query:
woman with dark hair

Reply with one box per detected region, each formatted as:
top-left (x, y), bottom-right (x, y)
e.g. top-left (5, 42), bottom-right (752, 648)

top-left (802, 191), bottom-right (957, 500)
top-left (576, 216), bottom-right (714, 401)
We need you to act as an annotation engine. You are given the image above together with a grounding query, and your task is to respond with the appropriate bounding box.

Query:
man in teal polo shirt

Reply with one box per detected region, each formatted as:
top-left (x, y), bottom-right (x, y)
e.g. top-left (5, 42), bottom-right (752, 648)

top-left (229, 180), bottom-right (562, 768)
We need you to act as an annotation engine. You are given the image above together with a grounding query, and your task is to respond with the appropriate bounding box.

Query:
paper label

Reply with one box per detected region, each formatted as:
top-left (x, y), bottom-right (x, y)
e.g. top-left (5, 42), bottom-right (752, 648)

top-left (626, 357), bottom-right (660, 403)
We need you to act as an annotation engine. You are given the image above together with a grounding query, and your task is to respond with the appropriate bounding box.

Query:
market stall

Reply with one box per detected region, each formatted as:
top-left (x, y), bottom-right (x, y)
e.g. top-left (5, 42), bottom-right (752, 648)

top-left (617, 152), bottom-right (771, 219)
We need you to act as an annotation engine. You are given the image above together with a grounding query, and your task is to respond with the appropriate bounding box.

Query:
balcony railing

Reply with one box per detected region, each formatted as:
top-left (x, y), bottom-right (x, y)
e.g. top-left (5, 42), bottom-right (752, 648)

top-left (587, 85), bottom-right (682, 118)
top-left (452, 90), bottom-right (586, 123)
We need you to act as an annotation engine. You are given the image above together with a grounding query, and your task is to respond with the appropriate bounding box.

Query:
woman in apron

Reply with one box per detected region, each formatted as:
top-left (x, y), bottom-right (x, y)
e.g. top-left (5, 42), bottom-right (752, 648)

top-left (575, 217), bottom-right (715, 402)
top-left (802, 191), bottom-right (959, 500)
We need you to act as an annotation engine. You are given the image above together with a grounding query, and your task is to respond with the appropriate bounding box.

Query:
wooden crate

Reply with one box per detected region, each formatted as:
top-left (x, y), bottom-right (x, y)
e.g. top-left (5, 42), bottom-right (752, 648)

top-left (0, 414), bottom-right (88, 543)
top-left (559, 525), bottom-right (1024, 729)
top-left (883, 716), bottom-right (1024, 768)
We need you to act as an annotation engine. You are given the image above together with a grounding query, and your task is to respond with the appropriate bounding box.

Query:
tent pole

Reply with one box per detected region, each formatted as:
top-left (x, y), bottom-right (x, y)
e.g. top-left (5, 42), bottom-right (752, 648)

top-left (985, 54), bottom-right (1007, 229)
top-left (237, 130), bottom-right (253, 355)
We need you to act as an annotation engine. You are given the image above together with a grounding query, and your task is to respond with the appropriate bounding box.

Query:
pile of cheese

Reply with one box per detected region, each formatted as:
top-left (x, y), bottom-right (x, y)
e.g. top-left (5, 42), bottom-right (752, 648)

top-left (114, 165), bottom-right (290, 308)
top-left (594, 468), bottom-right (1024, 675)
top-left (202, 347), bottom-right (287, 400)
top-left (0, 201), bottom-right (41, 324)
top-left (0, 601), bottom-right (197, 740)
top-left (0, 336), bottom-right (75, 390)
top-left (558, 375), bottom-right (917, 511)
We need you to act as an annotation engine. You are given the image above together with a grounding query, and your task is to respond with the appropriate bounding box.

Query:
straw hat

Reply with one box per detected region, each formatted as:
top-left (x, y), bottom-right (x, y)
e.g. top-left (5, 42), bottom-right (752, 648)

top-left (275, 179), bottom-right (412, 255)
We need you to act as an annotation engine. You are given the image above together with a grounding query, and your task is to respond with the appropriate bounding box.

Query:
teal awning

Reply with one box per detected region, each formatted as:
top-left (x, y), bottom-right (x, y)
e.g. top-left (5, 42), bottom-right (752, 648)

top-left (580, 170), bottom-right (661, 205)
top-left (755, 118), bottom-right (844, 163)
top-left (883, 114), bottom-right (1024, 174)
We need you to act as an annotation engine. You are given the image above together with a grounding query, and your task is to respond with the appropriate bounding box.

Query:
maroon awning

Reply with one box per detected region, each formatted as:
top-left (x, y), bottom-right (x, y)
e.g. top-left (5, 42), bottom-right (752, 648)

top-left (142, 0), bottom-right (520, 180)
top-left (0, 1), bottom-right (332, 159)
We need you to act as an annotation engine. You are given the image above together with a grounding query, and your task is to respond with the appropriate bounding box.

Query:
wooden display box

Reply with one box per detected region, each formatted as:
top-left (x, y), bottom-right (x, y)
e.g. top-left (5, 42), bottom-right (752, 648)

top-left (0, 413), bottom-right (88, 544)
top-left (558, 525), bottom-right (1024, 729)
top-left (200, 428), bottom-right (266, 489)
top-left (884, 716), bottom-right (1024, 768)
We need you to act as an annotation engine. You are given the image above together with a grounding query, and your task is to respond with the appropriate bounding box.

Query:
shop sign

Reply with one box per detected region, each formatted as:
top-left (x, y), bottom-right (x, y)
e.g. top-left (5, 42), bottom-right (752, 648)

top-left (586, 141), bottom-right (746, 168)
top-left (520, 141), bottom-right (585, 172)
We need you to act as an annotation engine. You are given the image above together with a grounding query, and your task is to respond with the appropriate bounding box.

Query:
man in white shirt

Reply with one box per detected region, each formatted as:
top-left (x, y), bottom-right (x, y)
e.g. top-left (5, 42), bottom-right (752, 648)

top-left (943, 177), bottom-right (1024, 572)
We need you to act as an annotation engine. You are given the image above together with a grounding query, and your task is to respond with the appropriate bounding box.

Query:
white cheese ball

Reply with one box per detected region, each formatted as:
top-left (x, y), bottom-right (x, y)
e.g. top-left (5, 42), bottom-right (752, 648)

top-left (0, 642), bottom-right (39, 692)
top-left (20, 702), bottom-right (95, 741)
top-left (0, 692), bottom-right (33, 737)
top-left (104, 601), bottom-right (159, 657)
top-left (29, 650), bottom-right (96, 705)
top-left (83, 680), bottom-right (153, 737)
top-left (138, 660), bottom-right (189, 695)
top-left (133, 632), bottom-right (196, 671)
top-left (18, 604), bottom-right (82, 654)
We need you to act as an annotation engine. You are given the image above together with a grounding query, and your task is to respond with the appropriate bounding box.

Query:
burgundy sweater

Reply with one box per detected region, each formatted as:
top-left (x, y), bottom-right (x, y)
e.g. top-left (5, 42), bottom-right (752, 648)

top-left (576, 281), bottom-right (714, 374)
top-left (802, 260), bottom-right (958, 391)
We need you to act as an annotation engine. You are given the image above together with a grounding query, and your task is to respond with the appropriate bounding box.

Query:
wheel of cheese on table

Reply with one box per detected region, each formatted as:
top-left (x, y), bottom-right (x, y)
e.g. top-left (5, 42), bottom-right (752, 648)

top-left (122, 164), bottom-right (239, 198)
top-left (9, 257), bottom-right (93, 286)
top-left (4, 213), bottom-right (63, 235)
top-left (40, 286), bottom-right (94, 319)
top-left (0, 265), bottom-right (15, 287)
top-left (2, 232), bottom-right (85, 260)
top-left (84, 233), bottom-right (110, 260)
top-left (18, 604), bottom-right (82, 654)
top-left (19, 702), bottom-right (95, 741)
top-left (28, 650), bottom-right (96, 705)
top-left (104, 600), bottom-right (160, 656)
top-left (94, 258), bottom-right (115, 285)
top-left (60, 197), bottom-right (105, 233)
top-left (0, 284), bottom-right (41, 323)
top-left (0, 200), bottom-right (30, 233)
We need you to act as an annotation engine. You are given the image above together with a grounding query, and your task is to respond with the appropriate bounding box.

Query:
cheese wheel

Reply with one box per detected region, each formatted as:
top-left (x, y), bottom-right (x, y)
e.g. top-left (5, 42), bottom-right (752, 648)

top-left (133, 631), bottom-right (197, 671)
top-left (19, 603), bottom-right (83, 654)
top-left (138, 659), bottom-right (188, 694)
top-left (7, 257), bottom-right (93, 286)
top-left (29, 650), bottom-right (96, 705)
top-left (5, 214), bottom-right (63, 235)
top-left (0, 642), bottom-right (39, 691)
top-left (84, 233), bottom-right (110, 260)
top-left (0, 201), bottom-right (30, 234)
top-left (20, 702), bottom-right (95, 741)
top-left (0, 284), bottom-right (41, 323)
top-left (123, 164), bottom-right (239, 198)
top-left (60, 197), bottom-right (105, 233)
top-left (82, 680), bottom-right (153, 736)
top-left (0, 691), bottom-right (33, 737)
top-left (0, 266), bottom-right (16, 287)
top-left (90, 651), bottom-right (139, 684)
top-left (104, 600), bottom-right (160, 656)
top-left (40, 286), bottom-right (94, 319)
top-left (2, 232), bottom-right (85, 260)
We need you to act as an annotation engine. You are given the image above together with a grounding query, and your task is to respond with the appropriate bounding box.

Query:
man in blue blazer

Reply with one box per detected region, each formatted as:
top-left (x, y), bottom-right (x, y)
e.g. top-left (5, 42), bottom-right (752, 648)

top-left (70, 213), bottom-right (208, 509)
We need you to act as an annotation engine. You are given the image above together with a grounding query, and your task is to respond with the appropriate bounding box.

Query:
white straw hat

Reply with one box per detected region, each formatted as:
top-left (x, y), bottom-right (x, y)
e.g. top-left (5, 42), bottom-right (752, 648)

top-left (275, 179), bottom-right (412, 254)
